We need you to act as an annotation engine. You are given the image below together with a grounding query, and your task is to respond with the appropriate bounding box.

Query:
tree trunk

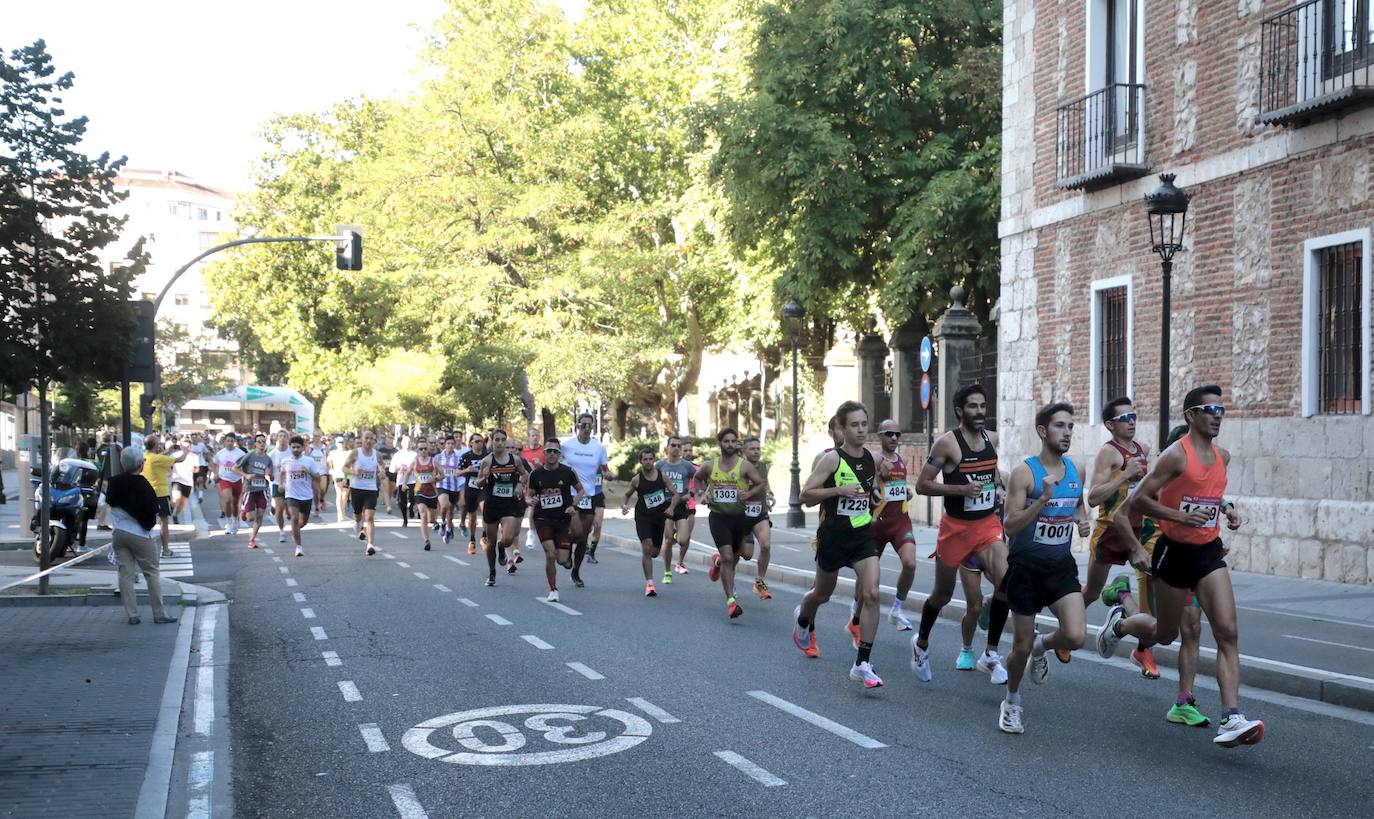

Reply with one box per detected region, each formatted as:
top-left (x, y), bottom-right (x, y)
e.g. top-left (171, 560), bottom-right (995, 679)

top-left (541, 408), bottom-right (558, 440)
top-left (611, 398), bottom-right (630, 441)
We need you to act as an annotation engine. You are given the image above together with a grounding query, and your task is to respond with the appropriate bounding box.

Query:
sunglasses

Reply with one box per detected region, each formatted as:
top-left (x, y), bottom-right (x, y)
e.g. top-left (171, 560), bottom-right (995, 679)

top-left (543, 448), bottom-right (560, 454)
top-left (879, 431), bottom-right (901, 437)
top-left (1108, 412), bottom-right (1137, 423)
top-left (1186, 404), bottom-right (1226, 417)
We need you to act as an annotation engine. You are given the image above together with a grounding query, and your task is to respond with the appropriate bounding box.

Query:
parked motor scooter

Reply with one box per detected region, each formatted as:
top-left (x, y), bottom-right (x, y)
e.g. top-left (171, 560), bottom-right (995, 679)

top-left (30, 458), bottom-right (100, 564)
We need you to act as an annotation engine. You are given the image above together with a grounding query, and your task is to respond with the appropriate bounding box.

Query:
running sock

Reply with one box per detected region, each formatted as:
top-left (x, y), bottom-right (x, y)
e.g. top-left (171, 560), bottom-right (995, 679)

top-left (1112, 620), bottom-right (1124, 638)
top-left (856, 641), bottom-right (873, 665)
top-left (917, 601), bottom-right (941, 642)
top-left (962, 644), bottom-right (973, 652)
top-left (1005, 691), bottom-right (1022, 706)
top-left (1176, 692), bottom-right (1192, 706)
top-left (986, 595), bottom-right (1010, 649)
top-left (1222, 707), bottom-right (1241, 719)
top-left (891, 596), bottom-right (905, 611)
top-left (797, 614), bottom-right (811, 631)
top-left (573, 542), bottom-right (588, 570)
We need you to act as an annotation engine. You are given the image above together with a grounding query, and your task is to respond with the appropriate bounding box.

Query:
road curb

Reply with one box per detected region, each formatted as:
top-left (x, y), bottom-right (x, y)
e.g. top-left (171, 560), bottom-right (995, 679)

top-left (600, 533), bottom-right (1374, 714)
top-left (0, 578), bottom-right (226, 608)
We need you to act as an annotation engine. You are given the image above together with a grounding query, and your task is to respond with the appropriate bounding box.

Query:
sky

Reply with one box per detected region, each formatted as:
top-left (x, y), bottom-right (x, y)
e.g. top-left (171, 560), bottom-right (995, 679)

top-left (6, 0), bottom-right (588, 193)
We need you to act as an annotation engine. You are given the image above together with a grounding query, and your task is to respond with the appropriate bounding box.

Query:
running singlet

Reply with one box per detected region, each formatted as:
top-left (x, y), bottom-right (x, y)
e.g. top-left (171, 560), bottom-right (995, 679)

top-left (238, 452), bottom-right (274, 493)
top-left (459, 449), bottom-right (485, 485)
top-left (819, 448), bottom-right (876, 531)
top-left (876, 453), bottom-right (909, 520)
top-left (561, 437), bottom-right (607, 499)
top-left (413, 457), bottom-right (438, 497)
top-left (485, 454), bottom-right (521, 501)
top-left (528, 464), bottom-right (578, 520)
top-left (706, 458), bottom-right (746, 516)
top-left (215, 448), bottom-right (245, 483)
top-left (391, 449), bottom-right (417, 485)
top-left (308, 447), bottom-right (326, 472)
top-left (1157, 436), bottom-right (1227, 545)
top-left (742, 463), bottom-right (769, 519)
top-left (1009, 456), bottom-right (1082, 558)
top-left (172, 451), bottom-right (201, 487)
top-left (435, 451), bottom-right (464, 492)
top-left (351, 450), bottom-right (380, 491)
top-left (1093, 440), bottom-right (1147, 530)
top-left (635, 470), bottom-right (671, 515)
top-left (281, 456), bottom-right (320, 501)
top-left (942, 430), bottom-right (998, 520)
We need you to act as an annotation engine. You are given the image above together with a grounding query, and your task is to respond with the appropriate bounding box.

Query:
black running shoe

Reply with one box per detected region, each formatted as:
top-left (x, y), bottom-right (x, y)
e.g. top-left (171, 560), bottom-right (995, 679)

top-left (423, 541), bottom-right (432, 551)
top-left (572, 572), bottom-right (585, 588)
top-left (485, 575), bottom-right (496, 587)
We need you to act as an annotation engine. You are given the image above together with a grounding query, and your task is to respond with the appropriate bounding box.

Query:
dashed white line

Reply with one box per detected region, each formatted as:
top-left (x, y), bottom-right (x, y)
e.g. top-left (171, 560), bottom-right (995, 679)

top-left (392, 532), bottom-right (408, 539)
top-left (359, 723), bottom-right (390, 752)
top-left (443, 555), bottom-right (469, 566)
top-left (485, 614), bottom-right (512, 626)
top-left (566, 662), bottom-right (604, 680)
top-left (1284, 634), bottom-right (1374, 654)
top-left (301, 608), bottom-right (316, 619)
top-left (311, 627), bottom-right (328, 641)
top-left (263, 548), bottom-right (274, 554)
top-left (387, 783), bottom-right (430, 819)
top-left (285, 578), bottom-right (298, 587)
top-left (626, 697), bottom-right (679, 723)
top-left (458, 598), bottom-right (479, 608)
top-left (278, 566), bottom-right (290, 574)
top-left (397, 562), bottom-right (411, 568)
top-left (413, 572), bottom-right (430, 580)
top-left (271, 556), bottom-right (282, 563)
top-left (433, 584), bottom-right (452, 593)
top-left (322, 651), bottom-right (342, 667)
top-left (383, 553), bottom-right (396, 559)
top-left (714, 750), bottom-right (785, 787)
top-left (746, 690), bottom-right (887, 749)
top-left (537, 597), bottom-right (582, 616)
top-left (338, 681), bottom-right (363, 702)
top-left (293, 592), bottom-right (307, 603)
top-left (522, 635), bottom-right (554, 650)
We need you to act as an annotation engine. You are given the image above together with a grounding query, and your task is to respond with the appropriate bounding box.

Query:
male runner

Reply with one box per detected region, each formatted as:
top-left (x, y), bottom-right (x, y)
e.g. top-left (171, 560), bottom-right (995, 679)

top-left (328, 436), bottom-right (352, 523)
top-left (345, 429), bottom-right (382, 555)
top-left (657, 436), bottom-right (696, 582)
top-left (212, 432), bottom-right (246, 535)
top-left (1116, 385), bottom-right (1264, 748)
top-left (459, 434), bottom-right (487, 553)
top-left (911, 384), bottom-right (1011, 685)
top-left (377, 433), bottom-right (397, 515)
top-left (170, 434), bottom-right (200, 526)
top-left (476, 429), bottom-right (530, 586)
top-left (740, 436), bottom-right (774, 599)
top-left (695, 427), bottom-right (766, 619)
top-left (519, 429), bottom-right (544, 559)
top-left (870, 419), bottom-right (919, 631)
top-left (435, 436), bottom-right (465, 544)
top-left (562, 414), bottom-right (611, 585)
top-left (792, 401), bottom-right (884, 687)
top-left (267, 431), bottom-right (292, 543)
top-left (526, 438), bottom-right (584, 602)
top-left (190, 432), bottom-right (209, 502)
top-left (621, 447), bottom-right (681, 597)
top-left (234, 434), bottom-right (274, 548)
top-left (391, 436), bottom-right (417, 527)
top-left (277, 436), bottom-right (323, 557)
top-left (400, 440), bottom-right (440, 550)
top-left (998, 402), bottom-right (1090, 734)
top-left (308, 434), bottom-right (328, 520)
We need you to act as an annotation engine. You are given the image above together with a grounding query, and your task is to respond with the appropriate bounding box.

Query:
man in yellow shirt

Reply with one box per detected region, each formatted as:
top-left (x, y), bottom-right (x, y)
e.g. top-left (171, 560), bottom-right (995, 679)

top-left (141, 434), bottom-right (186, 558)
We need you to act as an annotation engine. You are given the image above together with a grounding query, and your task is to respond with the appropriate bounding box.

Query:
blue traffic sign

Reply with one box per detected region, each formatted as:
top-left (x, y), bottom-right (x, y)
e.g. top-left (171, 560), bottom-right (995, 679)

top-left (920, 373), bottom-right (932, 409)
top-left (919, 336), bottom-right (933, 373)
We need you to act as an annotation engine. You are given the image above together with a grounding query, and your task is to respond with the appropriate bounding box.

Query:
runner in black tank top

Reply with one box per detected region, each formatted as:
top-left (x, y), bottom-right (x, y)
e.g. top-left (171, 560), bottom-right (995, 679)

top-left (621, 448), bottom-right (680, 597)
top-left (476, 430), bottom-right (529, 586)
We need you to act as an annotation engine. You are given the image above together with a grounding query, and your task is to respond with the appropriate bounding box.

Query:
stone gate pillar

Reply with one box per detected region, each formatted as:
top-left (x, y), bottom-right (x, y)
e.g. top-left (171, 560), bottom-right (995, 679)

top-left (932, 286), bottom-right (983, 433)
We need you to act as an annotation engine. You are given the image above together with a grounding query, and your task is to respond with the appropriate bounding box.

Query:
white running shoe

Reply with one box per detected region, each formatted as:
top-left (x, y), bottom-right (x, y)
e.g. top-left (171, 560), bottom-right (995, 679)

top-left (977, 650), bottom-right (1009, 685)
top-left (294, 546), bottom-right (304, 558)
top-left (909, 636), bottom-right (933, 682)
top-left (546, 589), bottom-right (560, 603)
top-left (1097, 605), bottom-right (1125, 658)
top-left (278, 531), bottom-right (287, 543)
top-left (998, 700), bottom-right (1024, 734)
top-left (888, 607), bottom-right (913, 631)
top-left (366, 544), bottom-right (376, 556)
top-left (1213, 713), bottom-right (1265, 747)
top-left (848, 661), bottom-right (884, 689)
top-left (1030, 651), bottom-right (1049, 684)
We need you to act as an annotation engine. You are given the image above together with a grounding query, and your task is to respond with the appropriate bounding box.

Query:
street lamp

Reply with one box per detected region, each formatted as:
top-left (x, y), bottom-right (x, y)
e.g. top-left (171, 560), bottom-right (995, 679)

top-left (1143, 173), bottom-right (1191, 453)
top-left (782, 297), bottom-right (806, 528)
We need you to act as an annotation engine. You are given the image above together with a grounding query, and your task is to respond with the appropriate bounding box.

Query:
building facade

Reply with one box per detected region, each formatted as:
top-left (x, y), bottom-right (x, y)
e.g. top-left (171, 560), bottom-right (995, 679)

top-left (1000, 0), bottom-right (1374, 583)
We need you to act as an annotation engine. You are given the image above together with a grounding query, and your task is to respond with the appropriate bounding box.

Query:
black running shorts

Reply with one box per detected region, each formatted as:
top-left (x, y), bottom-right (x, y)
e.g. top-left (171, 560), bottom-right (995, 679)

top-left (707, 511), bottom-right (751, 552)
top-left (351, 489), bottom-right (378, 513)
top-left (1003, 552), bottom-right (1081, 616)
top-left (1151, 535), bottom-right (1226, 591)
top-left (634, 511), bottom-right (667, 546)
top-left (814, 524), bottom-right (879, 573)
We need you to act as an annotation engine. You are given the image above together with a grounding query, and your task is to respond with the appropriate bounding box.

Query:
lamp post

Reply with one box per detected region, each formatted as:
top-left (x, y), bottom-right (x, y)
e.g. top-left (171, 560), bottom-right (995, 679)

top-left (1143, 173), bottom-right (1191, 453)
top-left (783, 297), bottom-right (806, 528)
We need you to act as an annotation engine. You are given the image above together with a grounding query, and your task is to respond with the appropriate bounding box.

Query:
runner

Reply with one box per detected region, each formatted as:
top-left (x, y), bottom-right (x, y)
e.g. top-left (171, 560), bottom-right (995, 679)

top-left (1116, 385), bottom-right (1263, 747)
top-left (328, 436), bottom-right (352, 523)
top-left (476, 429), bottom-right (530, 587)
top-left (434, 436), bottom-right (465, 545)
top-left (740, 436), bottom-right (775, 600)
top-left (345, 429), bottom-right (382, 555)
top-left (390, 436), bottom-right (417, 528)
top-left (308, 434), bottom-right (328, 521)
top-left (459, 434), bottom-right (488, 554)
top-left (998, 402), bottom-right (1090, 734)
top-left (377, 433), bottom-right (397, 515)
top-left (234, 433), bottom-right (274, 549)
top-left (694, 427), bottom-right (765, 619)
top-left (911, 384), bottom-right (1011, 685)
top-left (791, 401), bottom-right (884, 687)
top-left (211, 431), bottom-right (247, 535)
top-left (525, 438), bottom-right (584, 602)
top-left (277, 435), bottom-right (323, 557)
top-left (170, 434), bottom-right (199, 526)
top-left (519, 429), bottom-right (544, 562)
top-left (621, 447), bottom-right (681, 597)
top-left (399, 440), bottom-right (439, 550)
top-left (562, 414), bottom-right (611, 587)
top-left (657, 436), bottom-right (696, 584)
top-left (190, 432), bottom-right (209, 502)
top-left (268, 431), bottom-right (292, 544)
top-left (869, 419), bottom-right (919, 631)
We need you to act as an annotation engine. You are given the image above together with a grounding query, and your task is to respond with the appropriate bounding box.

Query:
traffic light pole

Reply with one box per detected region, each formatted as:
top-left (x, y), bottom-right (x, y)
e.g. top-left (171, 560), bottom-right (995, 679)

top-left (151, 234), bottom-right (344, 315)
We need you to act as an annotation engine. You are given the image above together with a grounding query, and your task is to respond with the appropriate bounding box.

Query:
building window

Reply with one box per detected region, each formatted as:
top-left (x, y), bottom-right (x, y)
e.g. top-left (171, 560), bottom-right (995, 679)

top-left (1089, 275), bottom-right (1134, 422)
top-left (173, 293), bottom-right (190, 306)
top-left (1327, 0), bottom-right (1374, 74)
top-left (196, 207), bottom-right (208, 220)
top-left (1303, 229), bottom-right (1372, 416)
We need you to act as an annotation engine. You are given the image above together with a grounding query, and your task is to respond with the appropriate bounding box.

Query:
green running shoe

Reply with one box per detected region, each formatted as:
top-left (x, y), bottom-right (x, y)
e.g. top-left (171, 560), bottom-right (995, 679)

top-left (955, 649), bottom-right (976, 670)
top-left (663, 571), bottom-right (673, 584)
top-left (1166, 699), bottom-right (1211, 727)
top-left (1101, 575), bottom-right (1132, 607)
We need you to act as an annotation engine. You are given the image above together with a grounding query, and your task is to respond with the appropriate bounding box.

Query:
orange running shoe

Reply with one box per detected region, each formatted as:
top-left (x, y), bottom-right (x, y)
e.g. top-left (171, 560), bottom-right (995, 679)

top-left (754, 578), bottom-right (772, 599)
top-left (1132, 646), bottom-right (1161, 678)
top-left (1055, 648), bottom-right (1072, 664)
top-left (708, 554), bottom-right (721, 582)
top-left (846, 619), bottom-right (861, 650)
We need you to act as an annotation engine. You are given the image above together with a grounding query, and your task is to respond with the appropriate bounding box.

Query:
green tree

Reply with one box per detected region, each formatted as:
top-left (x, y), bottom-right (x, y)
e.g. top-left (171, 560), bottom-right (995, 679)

top-left (156, 318), bottom-right (232, 414)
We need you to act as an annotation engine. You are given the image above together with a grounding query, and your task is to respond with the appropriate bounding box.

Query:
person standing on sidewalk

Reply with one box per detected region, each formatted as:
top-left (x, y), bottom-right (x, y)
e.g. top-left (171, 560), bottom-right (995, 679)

top-left (108, 448), bottom-right (177, 625)
top-left (140, 434), bottom-right (186, 559)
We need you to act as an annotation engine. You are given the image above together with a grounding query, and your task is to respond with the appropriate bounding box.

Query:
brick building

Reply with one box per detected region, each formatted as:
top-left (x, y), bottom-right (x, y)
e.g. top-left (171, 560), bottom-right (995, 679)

top-left (999, 0), bottom-right (1373, 583)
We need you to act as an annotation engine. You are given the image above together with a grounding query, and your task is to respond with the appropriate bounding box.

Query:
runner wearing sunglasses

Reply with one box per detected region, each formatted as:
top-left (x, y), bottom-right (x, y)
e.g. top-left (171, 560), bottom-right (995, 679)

top-left (526, 439), bottom-right (584, 602)
top-left (1116, 385), bottom-right (1263, 748)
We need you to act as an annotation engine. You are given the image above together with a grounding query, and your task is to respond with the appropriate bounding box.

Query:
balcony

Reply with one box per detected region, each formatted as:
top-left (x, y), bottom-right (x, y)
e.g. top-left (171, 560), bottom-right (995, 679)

top-left (1259, 0), bottom-right (1374, 126)
top-left (1055, 83), bottom-right (1149, 191)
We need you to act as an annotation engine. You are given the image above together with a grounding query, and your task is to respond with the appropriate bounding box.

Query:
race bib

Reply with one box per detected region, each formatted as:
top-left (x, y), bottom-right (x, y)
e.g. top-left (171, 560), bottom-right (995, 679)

top-left (248, 474), bottom-right (268, 491)
top-left (577, 494), bottom-right (593, 510)
top-left (743, 501), bottom-right (763, 518)
top-left (1033, 517), bottom-right (1075, 545)
top-left (444, 467), bottom-right (458, 478)
top-left (837, 496), bottom-right (869, 517)
top-left (1179, 495), bottom-right (1221, 528)
top-left (712, 485), bottom-right (737, 504)
top-left (884, 480), bottom-right (907, 502)
top-left (668, 474), bottom-right (686, 493)
top-left (540, 490), bottom-right (563, 510)
top-left (356, 469), bottom-right (375, 482)
top-left (492, 483), bottom-right (515, 498)
top-left (644, 490), bottom-right (666, 509)
top-left (417, 471), bottom-right (434, 485)
top-left (964, 480), bottom-right (995, 512)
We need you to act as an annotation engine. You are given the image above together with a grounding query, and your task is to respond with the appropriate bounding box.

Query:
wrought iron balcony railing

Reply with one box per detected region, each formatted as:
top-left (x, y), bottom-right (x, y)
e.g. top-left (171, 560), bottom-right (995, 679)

top-left (1055, 83), bottom-right (1149, 191)
top-left (1259, 0), bottom-right (1374, 125)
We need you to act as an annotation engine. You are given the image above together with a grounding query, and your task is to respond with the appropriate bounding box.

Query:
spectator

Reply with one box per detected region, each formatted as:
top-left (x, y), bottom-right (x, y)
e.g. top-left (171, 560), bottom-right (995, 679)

top-left (106, 447), bottom-right (177, 625)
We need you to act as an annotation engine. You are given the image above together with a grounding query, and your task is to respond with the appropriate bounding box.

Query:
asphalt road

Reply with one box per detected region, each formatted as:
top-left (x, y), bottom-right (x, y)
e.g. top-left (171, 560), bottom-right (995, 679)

top-left (185, 508), bottom-right (1374, 819)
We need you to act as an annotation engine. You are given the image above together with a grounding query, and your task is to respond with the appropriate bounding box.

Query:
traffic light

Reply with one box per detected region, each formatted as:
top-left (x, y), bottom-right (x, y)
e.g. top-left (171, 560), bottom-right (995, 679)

top-left (335, 225), bottom-right (363, 271)
top-left (139, 393), bottom-right (157, 419)
top-left (127, 300), bottom-right (157, 382)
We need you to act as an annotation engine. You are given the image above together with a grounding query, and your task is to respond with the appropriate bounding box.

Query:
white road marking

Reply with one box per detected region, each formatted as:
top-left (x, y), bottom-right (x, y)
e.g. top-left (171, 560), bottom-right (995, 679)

top-left (192, 606), bottom-right (218, 736)
top-left (322, 651), bottom-right (342, 667)
top-left (433, 584), bottom-right (452, 593)
top-left (311, 627), bottom-right (328, 640)
top-left (714, 750), bottom-right (785, 787)
top-left (626, 697), bottom-right (680, 723)
top-left (397, 562), bottom-right (411, 568)
top-left (567, 662), bottom-right (604, 680)
top-left (339, 681), bottom-right (363, 702)
top-left (384, 552), bottom-right (396, 559)
top-left (285, 578), bottom-right (298, 587)
top-left (293, 592), bottom-right (306, 602)
top-left (187, 749), bottom-right (214, 817)
top-left (1284, 634), bottom-right (1374, 654)
top-left (359, 723), bottom-right (390, 753)
top-left (485, 614), bottom-right (512, 626)
top-left (458, 598), bottom-right (479, 608)
top-left (271, 556), bottom-right (282, 563)
top-left (278, 566), bottom-right (290, 574)
top-left (387, 783), bottom-right (430, 819)
top-left (522, 635), bottom-right (554, 650)
top-left (537, 597), bottom-right (582, 616)
top-left (443, 555), bottom-right (469, 566)
top-left (263, 548), bottom-right (274, 554)
top-left (301, 608), bottom-right (316, 619)
top-left (413, 572), bottom-right (430, 580)
top-left (746, 690), bottom-right (887, 749)
top-left (392, 532), bottom-right (408, 539)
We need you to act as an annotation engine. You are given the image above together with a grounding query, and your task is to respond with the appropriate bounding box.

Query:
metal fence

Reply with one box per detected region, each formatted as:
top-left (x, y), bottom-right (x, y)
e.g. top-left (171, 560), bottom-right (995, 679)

top-left (1055, 83), bottom-right (1147, 188)
top-left (1260, 0), bottom-right (1374, 124)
